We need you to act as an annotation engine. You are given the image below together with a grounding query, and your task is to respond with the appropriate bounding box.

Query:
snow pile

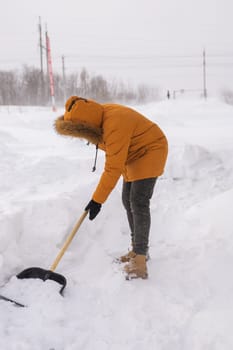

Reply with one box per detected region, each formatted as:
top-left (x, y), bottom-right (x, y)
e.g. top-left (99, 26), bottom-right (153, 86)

top-left (0, 99), bottom-right (233, 350)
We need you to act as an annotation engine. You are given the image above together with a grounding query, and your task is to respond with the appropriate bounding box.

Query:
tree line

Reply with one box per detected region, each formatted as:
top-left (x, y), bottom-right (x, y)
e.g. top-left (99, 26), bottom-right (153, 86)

top-left (0, 66), bottom-right (160, 106)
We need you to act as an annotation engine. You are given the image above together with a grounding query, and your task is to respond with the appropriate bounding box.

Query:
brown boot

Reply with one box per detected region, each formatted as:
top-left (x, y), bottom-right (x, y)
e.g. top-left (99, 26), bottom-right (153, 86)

top-left (119, 250), bottom-right (136, 263)
top-left (118, 250), bottom-right (150, 263)
top-left (124, 254), bottom-right (148, 279)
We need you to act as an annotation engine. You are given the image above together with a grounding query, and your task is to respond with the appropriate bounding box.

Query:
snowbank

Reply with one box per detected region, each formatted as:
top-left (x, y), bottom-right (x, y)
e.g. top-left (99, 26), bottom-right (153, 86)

top-left (1, 99), bottom-right (233, 349)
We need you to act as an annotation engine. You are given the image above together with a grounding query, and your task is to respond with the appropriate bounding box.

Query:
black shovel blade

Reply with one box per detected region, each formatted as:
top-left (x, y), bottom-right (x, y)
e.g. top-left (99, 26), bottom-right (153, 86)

top-left (17, 267), bottom-right (67, 295)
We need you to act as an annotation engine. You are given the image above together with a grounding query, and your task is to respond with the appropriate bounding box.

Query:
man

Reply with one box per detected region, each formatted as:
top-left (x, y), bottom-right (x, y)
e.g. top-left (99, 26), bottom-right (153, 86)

top-left (55, 96), bottom-right (168, 279)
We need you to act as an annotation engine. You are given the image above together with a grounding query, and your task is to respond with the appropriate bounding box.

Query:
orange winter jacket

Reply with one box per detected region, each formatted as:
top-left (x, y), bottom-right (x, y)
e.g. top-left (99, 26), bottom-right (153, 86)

top-left (55, 96), bottom-right (168, 204)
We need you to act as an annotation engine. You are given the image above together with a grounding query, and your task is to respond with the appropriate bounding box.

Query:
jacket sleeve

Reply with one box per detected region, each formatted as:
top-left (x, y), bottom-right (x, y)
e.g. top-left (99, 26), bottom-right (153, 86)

top-left (92, 123), bottom-right (132, 203)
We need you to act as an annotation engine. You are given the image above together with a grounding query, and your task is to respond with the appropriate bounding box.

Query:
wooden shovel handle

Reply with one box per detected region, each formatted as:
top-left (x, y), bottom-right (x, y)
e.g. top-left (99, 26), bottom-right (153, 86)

top-left (50, 211), bottom-right (88, 271)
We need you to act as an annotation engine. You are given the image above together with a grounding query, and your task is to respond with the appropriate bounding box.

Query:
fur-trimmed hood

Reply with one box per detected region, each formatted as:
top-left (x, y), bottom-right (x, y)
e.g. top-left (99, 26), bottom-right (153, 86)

top-left (54, 116), bottom-right (103, 145)
top-left (54, 96), bottom-right (104, 144)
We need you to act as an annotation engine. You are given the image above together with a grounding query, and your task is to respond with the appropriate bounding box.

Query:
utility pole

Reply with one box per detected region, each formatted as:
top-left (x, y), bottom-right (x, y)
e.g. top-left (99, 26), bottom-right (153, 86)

top-left (203, 49), bottom-right (207, 99)
top-left (62, 55), bottom-right (67, 103)
top-left (45, 26), bottom-right (49, 79)
top-left (38, 17), bottom-right (45, 104)
top-left (38, 17), bottom-right (43, 76)
top-left (45, 25), bottom-right (50, 102)
top-left (46, 29), bottom-right (56, 111)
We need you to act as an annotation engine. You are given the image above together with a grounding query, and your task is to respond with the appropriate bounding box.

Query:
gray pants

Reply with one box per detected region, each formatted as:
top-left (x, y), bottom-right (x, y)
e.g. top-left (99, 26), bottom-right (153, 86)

top-left (122, 177), bottom-right (157, 255)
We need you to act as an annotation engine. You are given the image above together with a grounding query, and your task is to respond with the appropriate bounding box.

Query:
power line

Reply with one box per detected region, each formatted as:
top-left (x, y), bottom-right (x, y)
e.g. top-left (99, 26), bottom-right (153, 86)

top-left (1, 51), bottom-right (233, 65)
top-left (57, 52), bottom-right (233, 59)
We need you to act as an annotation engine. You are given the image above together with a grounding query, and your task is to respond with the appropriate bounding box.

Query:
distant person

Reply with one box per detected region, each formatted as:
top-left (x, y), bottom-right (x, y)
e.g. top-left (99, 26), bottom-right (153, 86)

top-left (55, 96), bottom-right (168, 279)
top-left (167, 90), bottom-right (170, 99)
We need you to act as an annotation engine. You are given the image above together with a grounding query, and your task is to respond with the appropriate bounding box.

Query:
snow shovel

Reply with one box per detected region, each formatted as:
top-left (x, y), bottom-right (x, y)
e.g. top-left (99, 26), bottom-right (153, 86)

top-left (0, 211), bottom-right (88, 307)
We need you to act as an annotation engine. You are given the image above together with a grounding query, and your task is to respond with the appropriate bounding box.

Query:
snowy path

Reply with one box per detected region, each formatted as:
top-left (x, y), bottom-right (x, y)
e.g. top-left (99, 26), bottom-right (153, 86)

top-left (0, 99), bottom-right (233, 350)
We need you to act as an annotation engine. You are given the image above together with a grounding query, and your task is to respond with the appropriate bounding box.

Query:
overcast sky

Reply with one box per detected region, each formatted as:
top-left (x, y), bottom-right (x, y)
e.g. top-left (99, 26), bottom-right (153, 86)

top-left (1, 0), bottom-right (233, 94)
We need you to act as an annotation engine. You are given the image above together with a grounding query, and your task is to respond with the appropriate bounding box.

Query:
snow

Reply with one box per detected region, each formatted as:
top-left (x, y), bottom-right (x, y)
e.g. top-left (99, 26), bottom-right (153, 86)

top-left (0, 98), bottom-right (233, 349)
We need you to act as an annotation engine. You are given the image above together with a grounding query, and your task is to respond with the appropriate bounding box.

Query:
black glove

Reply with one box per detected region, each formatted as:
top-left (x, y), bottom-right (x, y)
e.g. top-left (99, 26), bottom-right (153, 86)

top-left (85, 200), bottom-right (102, 220)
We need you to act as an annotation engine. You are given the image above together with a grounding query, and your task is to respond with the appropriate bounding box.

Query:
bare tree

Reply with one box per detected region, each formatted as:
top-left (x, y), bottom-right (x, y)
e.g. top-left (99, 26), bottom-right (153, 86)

top-left (89, 75), bottom-right (110, 101)
top-left (222, 89), bottom-right (233, 105)
top-left (0, 71), bottom-right (19, 105)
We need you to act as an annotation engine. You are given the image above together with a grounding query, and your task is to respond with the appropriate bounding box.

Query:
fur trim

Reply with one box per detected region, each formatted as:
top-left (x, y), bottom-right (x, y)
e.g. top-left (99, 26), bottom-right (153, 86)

top-left (54, 116), bottom-right (103, 144)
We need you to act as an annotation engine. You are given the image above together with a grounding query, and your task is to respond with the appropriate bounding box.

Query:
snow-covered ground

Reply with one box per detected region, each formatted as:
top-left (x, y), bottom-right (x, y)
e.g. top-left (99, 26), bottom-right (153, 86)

top-left (0, 98), bottom-right (233, 350)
